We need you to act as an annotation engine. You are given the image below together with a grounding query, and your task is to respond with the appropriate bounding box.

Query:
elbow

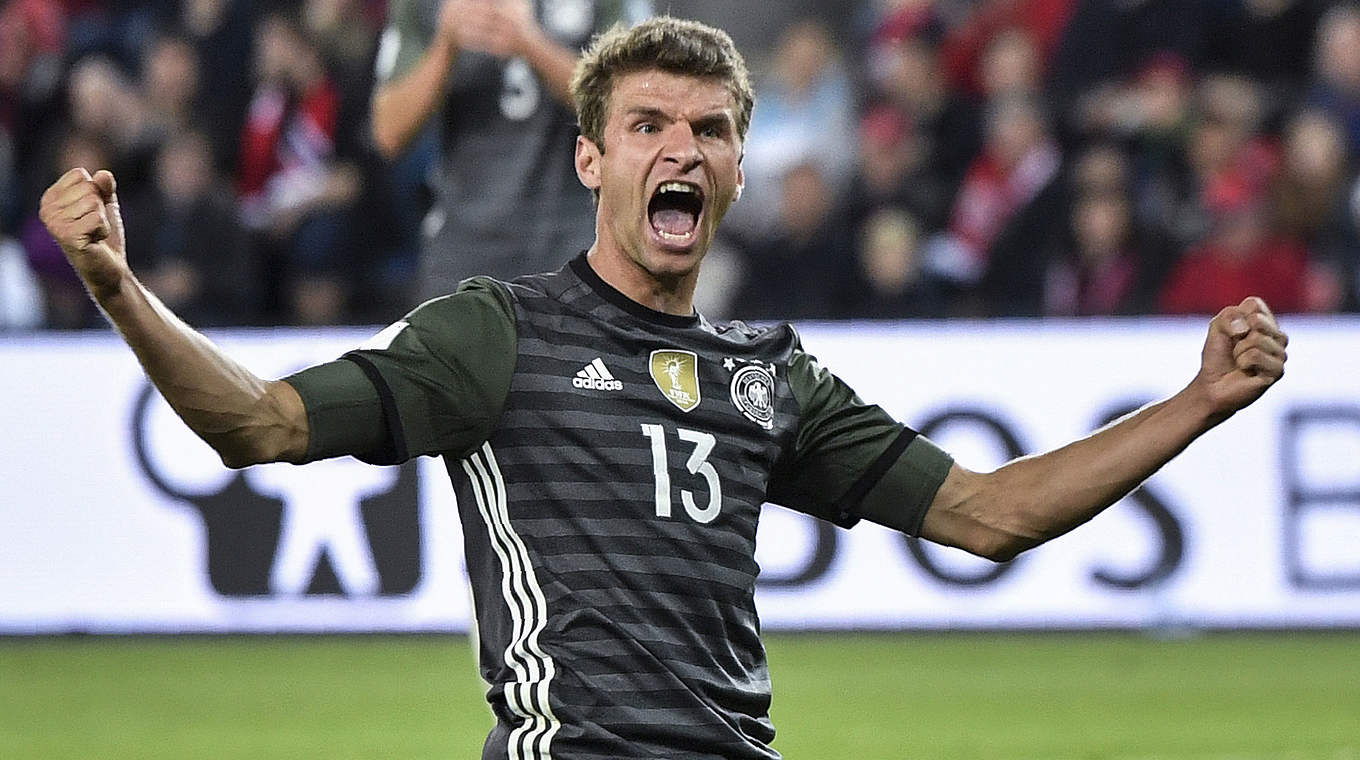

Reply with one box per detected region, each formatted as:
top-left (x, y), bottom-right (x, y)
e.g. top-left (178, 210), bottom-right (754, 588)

top-left (371, 124), bottom-right (402, 161)
top-left (956, 523), bottom-right (1041, 564)
top-left (973, 535), bottom-right (1030, 564)
top-left (212, 425), bottom-right (303, 469)
top-left (369, 105), bottom-right (406, 160)
top-left (216, 439), bottom-right (277, 470)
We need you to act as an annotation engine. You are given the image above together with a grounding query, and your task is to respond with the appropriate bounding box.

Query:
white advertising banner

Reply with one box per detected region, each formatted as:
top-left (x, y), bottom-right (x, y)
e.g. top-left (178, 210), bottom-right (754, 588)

top-left (1, 318), bottom-right (1357, 633)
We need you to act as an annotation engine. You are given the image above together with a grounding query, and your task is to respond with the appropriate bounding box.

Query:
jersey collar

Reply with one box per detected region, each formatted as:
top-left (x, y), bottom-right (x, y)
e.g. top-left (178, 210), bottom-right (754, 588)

top-left (569, 252), bottom-right (701, 329)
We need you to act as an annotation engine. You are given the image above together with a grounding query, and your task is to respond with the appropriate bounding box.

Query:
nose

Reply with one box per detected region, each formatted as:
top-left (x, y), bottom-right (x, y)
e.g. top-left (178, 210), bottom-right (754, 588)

top-left (661, 123), bottom-right (703, 172)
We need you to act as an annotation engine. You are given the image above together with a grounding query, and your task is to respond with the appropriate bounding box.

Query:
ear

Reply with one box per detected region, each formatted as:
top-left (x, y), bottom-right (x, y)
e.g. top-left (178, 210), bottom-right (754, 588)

top-left (734, 162), bottom-right (745, 202)
top-left (575, 135), bottom-right (602, 192)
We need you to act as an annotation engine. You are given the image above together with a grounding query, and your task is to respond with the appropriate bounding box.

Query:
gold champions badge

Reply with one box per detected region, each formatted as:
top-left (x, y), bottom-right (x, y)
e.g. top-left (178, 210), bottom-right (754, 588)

top-left (649, 349), bottom-right (701, 412)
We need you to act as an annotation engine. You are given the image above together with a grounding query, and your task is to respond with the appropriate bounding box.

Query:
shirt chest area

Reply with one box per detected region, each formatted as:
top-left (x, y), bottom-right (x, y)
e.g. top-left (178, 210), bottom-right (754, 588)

top-left (494, 335), bottom-right (793, 506)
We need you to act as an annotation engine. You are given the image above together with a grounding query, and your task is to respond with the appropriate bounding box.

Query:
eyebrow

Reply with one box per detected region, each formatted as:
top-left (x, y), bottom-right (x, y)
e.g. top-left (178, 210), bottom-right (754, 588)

top-left (622, 106), bottom-right (734, 129)
top-left (623, 106), bottom-right (670, 122)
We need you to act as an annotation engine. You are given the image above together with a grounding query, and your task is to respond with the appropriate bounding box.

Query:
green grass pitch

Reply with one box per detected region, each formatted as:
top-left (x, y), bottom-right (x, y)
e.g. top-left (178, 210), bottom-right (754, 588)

top-left (2, 633), bottom-right (1358, 759)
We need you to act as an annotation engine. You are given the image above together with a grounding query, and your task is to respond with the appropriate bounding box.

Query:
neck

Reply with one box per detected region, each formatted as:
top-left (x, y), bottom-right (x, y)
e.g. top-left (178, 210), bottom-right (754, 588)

top-left (584, 244), bottom-right (700, 317)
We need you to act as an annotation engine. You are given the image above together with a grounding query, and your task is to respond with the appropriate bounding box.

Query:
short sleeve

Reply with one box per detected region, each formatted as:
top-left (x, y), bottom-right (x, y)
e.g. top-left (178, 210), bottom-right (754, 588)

top-left (285, 277), bottom-right (517, 465)
top-left (374, 0), bottom-right (433, 84)
top-left (767, 343), bottom-right (952, 532)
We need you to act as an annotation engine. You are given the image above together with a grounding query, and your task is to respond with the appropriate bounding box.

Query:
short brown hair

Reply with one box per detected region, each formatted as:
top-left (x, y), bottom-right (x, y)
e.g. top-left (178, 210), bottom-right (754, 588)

top-left (571, 17), bottom-right (754, 152)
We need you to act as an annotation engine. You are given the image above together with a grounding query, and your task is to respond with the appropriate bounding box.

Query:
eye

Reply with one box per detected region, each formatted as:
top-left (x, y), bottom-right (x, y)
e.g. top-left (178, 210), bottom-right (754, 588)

top-left (635, 122), bottom-right (658, 134)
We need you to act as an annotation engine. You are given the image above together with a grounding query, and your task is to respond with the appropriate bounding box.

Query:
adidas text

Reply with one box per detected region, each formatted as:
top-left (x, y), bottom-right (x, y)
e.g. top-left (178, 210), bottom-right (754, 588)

top-left (573, 376), bottom-right (623, 391)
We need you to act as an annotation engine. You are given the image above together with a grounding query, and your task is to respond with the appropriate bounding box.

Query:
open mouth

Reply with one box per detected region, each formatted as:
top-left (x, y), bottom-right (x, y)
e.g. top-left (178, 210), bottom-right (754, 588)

top-left (647, 181), bottom-right (705, 242)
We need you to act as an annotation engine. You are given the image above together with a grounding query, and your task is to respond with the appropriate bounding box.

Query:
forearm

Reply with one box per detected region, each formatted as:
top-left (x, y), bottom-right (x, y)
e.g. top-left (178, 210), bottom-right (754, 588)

top-left (371, 36), bottom-right (457, 158)
top-left (925, 384), bottom-right (1220, 561)
top-left (93, 269), bottom-right (308, 468)
top-left (519, 28), bottom-right (577, 105)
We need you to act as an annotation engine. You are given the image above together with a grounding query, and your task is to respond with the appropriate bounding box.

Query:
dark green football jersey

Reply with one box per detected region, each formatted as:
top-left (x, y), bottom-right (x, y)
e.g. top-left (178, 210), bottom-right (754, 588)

top-left (287, 254), bottom-right (952, 760)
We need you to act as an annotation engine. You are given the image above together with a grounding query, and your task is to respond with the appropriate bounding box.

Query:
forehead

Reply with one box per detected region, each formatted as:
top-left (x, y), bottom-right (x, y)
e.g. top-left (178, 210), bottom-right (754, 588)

top-left (605, 69), bottom-right (737, 124)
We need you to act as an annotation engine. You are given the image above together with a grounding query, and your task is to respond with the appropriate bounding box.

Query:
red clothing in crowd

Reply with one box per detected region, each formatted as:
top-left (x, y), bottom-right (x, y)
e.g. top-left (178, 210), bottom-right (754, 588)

top-left (1158, 236), bottom-right (1310, 314)
top-left (941, 0), bottom-right (1077, 94)
top-left (237, 78), bottom-right (340, 202)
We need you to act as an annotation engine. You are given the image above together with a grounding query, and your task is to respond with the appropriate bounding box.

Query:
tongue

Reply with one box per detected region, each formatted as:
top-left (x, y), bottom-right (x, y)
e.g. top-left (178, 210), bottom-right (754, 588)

top-left (651, 208), bottom-right (697, 237)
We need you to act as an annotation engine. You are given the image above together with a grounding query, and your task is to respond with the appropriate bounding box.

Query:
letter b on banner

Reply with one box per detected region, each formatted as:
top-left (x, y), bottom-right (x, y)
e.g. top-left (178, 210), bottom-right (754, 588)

top-left (1281, 406), bottom-right (1360, 589)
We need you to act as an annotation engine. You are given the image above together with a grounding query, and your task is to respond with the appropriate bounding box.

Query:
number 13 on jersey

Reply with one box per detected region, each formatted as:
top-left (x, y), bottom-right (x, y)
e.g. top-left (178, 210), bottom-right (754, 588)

top-left (640, 424), bottom-right (722, 523)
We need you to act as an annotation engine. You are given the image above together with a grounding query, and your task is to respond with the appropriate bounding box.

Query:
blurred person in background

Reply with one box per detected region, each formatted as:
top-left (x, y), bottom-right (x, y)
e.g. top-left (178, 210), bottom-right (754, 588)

top-left (1202, 0), bottom-right (1322, 101)
top-left (21, 129), bottom-right (109, 328)
top-left (865, 20), bottom-right (979, 204)
top-left (938, 0), bottom-right (1075, 97)
top-left (138, 31), bottom-right (201, 147)
top-left (1158, 174), bottom-right (1317, 315)
top-left (975, 24), bottom-right (1044, 100)
top-left (732, 161), bottom-right (853, 320)
top-left (123, 129), bottom-right (258, 326)
top-left (1044, 141), bottom-right (1176, 316)
top-left (1049, 0), bottom-right (1213, 134)
top-left (178, 0), bottom-right (255, 174)
top-left (1, 0), bottom-right (67, 234)
top-left (923, 93), bottom-right (1063, 315)
top-left (1180, 74), bottom-right (1277, 246)
top-left (1271, 108), bottom-right (1355, 311)
top-left (841, 205), bottom-right (945, 318)
top-left (65, 54), bottom-right (155, 195)
top-left (237, 11), bottom-right (362, 325)
top-left (845, 106), bottom-right (951, 235)
top-left (724, 19), bottom-right (855, 239)
top-left (370, 0), bottom-right (652, 297)
top-left (1045, 190), bottom-right (1146, 316)
top-left (1306, 2), bottom-right (1360, 157)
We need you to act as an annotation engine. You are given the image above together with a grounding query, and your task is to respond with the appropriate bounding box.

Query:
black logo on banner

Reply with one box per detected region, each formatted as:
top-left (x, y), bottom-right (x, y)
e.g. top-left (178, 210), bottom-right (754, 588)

top-left (131, 383), bottom-right (422, 597)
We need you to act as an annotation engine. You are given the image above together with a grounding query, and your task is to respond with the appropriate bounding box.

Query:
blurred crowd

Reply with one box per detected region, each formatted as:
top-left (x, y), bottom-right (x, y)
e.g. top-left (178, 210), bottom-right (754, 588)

top-left (4, 0), bottom-right (1360, 329)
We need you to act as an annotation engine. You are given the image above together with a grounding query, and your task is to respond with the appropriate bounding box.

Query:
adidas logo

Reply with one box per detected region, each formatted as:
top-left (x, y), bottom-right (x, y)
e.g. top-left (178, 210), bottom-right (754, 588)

top-left (572, 358), bottom-right (623, 391)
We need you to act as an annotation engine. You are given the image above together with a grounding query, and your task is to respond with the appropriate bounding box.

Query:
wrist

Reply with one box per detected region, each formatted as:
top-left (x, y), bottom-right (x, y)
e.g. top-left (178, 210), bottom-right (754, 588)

top-left (86, 264), bottom-right (137, 310)
top-left (1175, 375), bottom-right (1233, 432)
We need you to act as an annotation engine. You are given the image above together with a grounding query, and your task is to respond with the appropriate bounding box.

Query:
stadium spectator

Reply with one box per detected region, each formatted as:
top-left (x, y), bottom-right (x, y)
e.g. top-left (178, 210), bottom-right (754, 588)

top-left (370, 0), bottom-right (652, 297)
top-left (1045, 188), bottom-right (1160, 317)
top-left (1306, 3), bottom-right (1360, 156)
top-left (1049, 0), bottom-right (1214, 139)
top-left (938, 0), bottom-right (1076, 97)
top-left (65, 54), bottom-right (155, 194)
top-left (923, 93), bottom-right (1063, 315)
top-left (1202, 0), bottom-right (1322, 99)
top-left (845, 105), bottom-right (952, 234)
top-left (22, 129), bottom-right (108, 328)
top-left (123, 129), bottom-right (258, 326)
top-left (237, 12), bottom-right (361, 325)
top-left (726, 19), bottom-right (856, 239)
top-left (864, 23), bottom-right (980, 200)
top-left (137, 31), bottom-right (201, 146)
top-left (1158, 175), bottom-right (1314, 315)
top-left (732, 161), bottom-right (854, 320)
top-left (178, 0), bottom-right (256, 174)
top-left (1271, 108), bottom-right (1354, 310)
top-left (0, 0), bottom-right (67, 234)
top-left (841, 206), bottom-right (946, 318)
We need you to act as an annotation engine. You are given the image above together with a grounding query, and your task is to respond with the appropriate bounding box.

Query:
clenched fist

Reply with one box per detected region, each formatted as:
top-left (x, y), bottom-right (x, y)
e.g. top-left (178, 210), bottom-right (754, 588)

top-left (39, 168), bottom-right (128, 297)
top-left (1194, 296), bottom-right (1289, 418)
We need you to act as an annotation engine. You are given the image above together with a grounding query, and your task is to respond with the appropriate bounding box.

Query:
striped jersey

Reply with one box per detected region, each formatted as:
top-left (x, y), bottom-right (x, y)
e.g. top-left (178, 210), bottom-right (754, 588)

top-left (287, 254), bottom-right (953, 759)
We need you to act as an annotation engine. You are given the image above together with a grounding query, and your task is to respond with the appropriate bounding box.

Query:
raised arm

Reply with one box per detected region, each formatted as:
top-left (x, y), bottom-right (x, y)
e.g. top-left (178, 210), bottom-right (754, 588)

top-left (920, 298), bottom-right (1288, 562)
top-left (371, 0), bottom-right (578, 159)
top-left (40, 168), bottom-right (308, 468)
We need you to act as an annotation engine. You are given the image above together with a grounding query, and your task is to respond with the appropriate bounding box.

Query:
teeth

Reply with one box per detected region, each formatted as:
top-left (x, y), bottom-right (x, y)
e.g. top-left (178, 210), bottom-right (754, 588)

top-left (658, 182), bottom-right (698, 195)
top-left (657, 229), bottom-right (693, 241)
